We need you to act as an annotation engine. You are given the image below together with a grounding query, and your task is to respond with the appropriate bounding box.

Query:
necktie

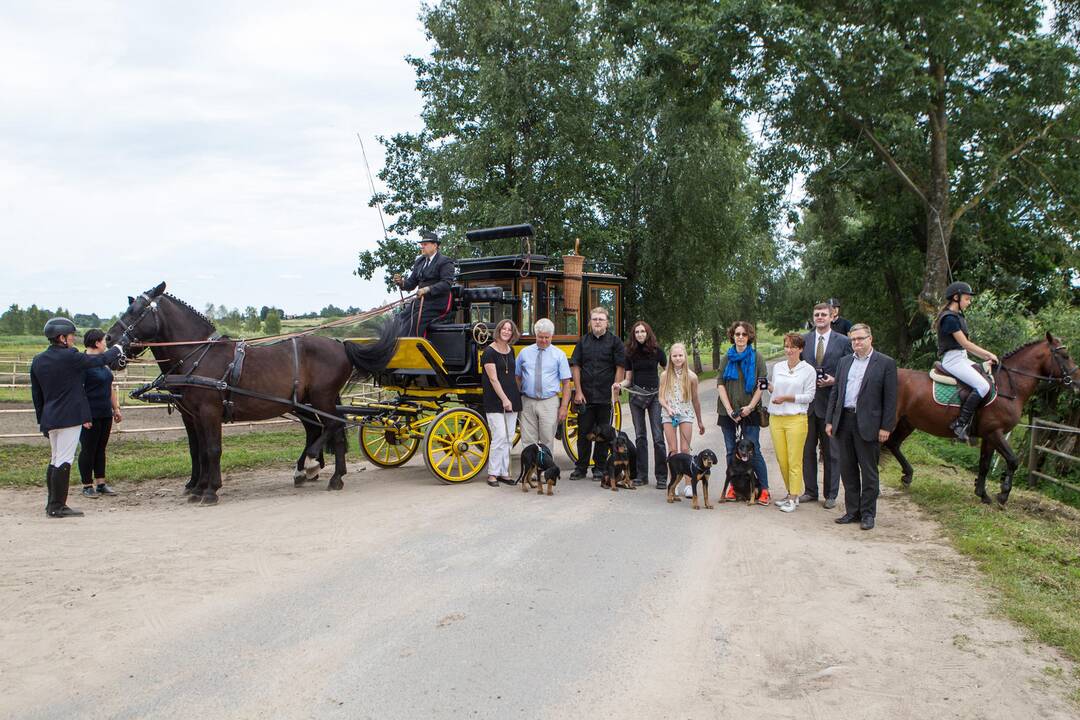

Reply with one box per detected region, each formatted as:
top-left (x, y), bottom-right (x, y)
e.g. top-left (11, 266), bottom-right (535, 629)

top-left (534, 348), bottom-right (543, 398)
top-left (816, 335), bottom-right (824, 366)
top-left (424, 257), bottom-right (432, 272)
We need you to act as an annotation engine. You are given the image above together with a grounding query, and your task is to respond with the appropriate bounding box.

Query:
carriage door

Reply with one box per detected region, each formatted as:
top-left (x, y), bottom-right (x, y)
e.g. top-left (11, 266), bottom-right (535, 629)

top-left (588, 283), bottom-right (621, 337)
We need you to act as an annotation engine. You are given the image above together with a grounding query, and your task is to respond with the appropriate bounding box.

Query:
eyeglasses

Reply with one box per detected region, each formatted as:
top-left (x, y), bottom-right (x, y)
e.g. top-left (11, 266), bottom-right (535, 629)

top-left (849, 335), bottom-right (870, 342)
top-left (733, 331), bottom-right (748, 337)
top-left (813, 312), bottom-right (830, 317)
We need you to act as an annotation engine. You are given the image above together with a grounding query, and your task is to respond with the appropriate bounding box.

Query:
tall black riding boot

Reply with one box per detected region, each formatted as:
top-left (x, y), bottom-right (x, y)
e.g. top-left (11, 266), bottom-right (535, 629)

top-left (48, 463), bottom-right (83, 518)
top-left (950, 392), bottom-right (982, 442)
top-left (44, 465), bottom-right (55, 516)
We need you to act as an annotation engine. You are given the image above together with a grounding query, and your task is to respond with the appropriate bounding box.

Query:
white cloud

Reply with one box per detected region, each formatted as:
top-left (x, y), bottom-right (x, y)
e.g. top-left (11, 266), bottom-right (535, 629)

top-left (0, 0), bottom-right (426, 316)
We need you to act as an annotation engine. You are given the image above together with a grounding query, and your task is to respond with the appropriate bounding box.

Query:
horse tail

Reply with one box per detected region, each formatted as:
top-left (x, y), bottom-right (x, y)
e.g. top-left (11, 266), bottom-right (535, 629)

top-left (342, 320), bottom-right (398, 379)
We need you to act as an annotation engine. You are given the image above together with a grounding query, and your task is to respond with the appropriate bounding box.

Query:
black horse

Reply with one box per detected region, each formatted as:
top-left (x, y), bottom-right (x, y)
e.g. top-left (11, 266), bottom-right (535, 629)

top-left (107, 283), bottom-right (397, 504)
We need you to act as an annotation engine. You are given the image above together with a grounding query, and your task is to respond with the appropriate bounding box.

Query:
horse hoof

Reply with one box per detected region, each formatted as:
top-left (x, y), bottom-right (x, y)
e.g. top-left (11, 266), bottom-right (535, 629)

top-left (201, 494), bottom-right (219, 505)
top-left (293, 470), bottom-right (307, 487)
top-left (187, 493), bottom-right (202, 504)
top-left (326, 478), bottom-right (344, 491)
top-left (901, 475), bottom-right (912, 487)
top-left (996, 493), bottom-right (1009, 506)
top-left (979, 493), bottom-right (992, 505)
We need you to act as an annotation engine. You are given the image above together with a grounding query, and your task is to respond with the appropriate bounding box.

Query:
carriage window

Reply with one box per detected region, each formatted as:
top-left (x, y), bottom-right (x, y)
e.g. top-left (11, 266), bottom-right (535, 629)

top-left (588, 283), bottom-right (620, 335)
top-left (467, 279), bottom-right (513, 326)
top-left (546, 280), bottom-right (579, 336)
top-left (518, 278), bottom-right (536, 335)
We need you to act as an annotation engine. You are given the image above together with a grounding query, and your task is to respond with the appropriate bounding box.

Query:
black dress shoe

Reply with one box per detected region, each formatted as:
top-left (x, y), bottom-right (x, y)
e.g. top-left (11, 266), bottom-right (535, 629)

top-left (860, 516), bottom-right (875, 530)
top-left (834, 513), bottom-right (860, 524)
top-left (569, 471), bottom-right (586, 481)
top-left (48, 506), bottom-right (84, 518)
top-left (632, 478), bottom-right (647, 486)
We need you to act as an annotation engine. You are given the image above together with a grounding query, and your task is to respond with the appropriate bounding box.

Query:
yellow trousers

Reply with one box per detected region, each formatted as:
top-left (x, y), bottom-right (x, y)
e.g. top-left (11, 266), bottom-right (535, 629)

top-left (769, 413), bottom-right (808, 497)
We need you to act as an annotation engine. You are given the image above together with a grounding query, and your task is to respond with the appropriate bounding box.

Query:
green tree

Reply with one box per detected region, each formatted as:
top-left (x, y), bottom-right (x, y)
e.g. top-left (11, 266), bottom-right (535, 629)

top-left (0, 305), bottom-right (25, 335)
top-left (262, 310), bottom-right (282, 335)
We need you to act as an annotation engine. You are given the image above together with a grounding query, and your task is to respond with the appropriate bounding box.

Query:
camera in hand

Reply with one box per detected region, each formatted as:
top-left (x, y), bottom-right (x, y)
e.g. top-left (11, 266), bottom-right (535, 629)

top-left (757, 377), bottom-right (769, 391)
top-left (816, 366), bottom-right (826, 380)
top-left (730, 410), bottom-right (741, 420)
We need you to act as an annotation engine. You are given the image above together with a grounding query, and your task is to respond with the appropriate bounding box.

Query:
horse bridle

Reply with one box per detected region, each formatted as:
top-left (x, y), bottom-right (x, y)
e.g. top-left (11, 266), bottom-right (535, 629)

top-left (113, 293), bottom-right (162, 357)
top-left (999, 343), bottom-right (1077, 387)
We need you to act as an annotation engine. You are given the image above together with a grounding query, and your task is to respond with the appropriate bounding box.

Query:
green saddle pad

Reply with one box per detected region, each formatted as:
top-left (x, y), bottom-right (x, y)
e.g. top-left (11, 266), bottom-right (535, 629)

top-left (932, 378), bottom-right (997, 407)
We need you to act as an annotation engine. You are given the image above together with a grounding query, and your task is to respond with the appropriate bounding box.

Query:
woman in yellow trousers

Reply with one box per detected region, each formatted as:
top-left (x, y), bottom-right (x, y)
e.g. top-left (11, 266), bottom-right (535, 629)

top-left (767, 333), bottom-right (817, 513)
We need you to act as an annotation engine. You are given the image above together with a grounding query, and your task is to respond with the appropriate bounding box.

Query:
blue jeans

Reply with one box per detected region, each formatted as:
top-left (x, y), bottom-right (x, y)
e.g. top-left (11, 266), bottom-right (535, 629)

top-left (718, 418), bottom-right (769, 489)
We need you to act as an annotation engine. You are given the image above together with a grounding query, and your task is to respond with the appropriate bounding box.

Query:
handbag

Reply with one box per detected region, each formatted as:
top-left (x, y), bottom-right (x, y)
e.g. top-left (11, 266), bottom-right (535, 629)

top-left (758, 404), bottom-right (770, 427)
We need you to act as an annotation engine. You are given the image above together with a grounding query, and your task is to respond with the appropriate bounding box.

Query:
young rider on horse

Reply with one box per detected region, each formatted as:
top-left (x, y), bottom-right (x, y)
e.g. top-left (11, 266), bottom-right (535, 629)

top-left (936, 281), bottom-right (1000, 441)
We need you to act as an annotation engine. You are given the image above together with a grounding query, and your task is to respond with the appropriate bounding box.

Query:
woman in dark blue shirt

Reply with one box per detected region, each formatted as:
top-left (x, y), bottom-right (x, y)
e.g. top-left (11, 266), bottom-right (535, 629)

top-left (79, 329), bottom-right (123, 497)
top-left (614, 321), bottom-right (668, 488)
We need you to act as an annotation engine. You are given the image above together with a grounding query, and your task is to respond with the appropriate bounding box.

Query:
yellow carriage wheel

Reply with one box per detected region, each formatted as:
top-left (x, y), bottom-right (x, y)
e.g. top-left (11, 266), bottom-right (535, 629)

top-left (561, 401), bottom-right (623, 464)
top-left (359, 418), bottom-right (422, 468)
top-left (423, 407), bottom-right (491, 484)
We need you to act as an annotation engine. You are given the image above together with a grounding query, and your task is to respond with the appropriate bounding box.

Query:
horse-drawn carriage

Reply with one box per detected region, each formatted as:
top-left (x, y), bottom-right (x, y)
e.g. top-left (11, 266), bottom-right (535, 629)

top-left (346, 223), bottom-right (625, 484)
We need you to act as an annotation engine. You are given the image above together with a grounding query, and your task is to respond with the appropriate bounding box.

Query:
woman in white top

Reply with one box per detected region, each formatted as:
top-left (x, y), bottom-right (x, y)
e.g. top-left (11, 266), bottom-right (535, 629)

top-left (767, 332), bottom-right (817, 512)
top-left (659, 343), bottom-right (704, 497)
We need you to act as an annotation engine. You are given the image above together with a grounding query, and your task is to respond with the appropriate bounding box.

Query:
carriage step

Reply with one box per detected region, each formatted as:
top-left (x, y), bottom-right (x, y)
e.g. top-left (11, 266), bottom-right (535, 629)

top-left (336, 405), bottom-right (384, 417)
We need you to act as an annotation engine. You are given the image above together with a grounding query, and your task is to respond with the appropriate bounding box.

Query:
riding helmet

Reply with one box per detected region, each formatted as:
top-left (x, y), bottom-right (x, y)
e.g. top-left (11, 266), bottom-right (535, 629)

top-left (43, 317), bottom-right (78, 341)
top-left (944, 281), bottom-right (975, 301)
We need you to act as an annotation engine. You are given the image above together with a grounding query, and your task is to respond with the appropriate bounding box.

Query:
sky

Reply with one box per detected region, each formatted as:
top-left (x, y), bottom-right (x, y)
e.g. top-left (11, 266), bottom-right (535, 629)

top-left (0, 1), bottom-right (429, 317)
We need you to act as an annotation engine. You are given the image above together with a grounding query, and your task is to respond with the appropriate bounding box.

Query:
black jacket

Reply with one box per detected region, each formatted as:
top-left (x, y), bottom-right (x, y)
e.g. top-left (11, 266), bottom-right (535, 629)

top-left (31, 345), bottom-right (123, 434)
top-left (570, 331), bottom-right (626, 404)
top-left (826, 350), bottom-right (898, 443)
top-left (402, 253), bottom-right (455, 301)
top-left (801, 330), bottom-right (853, 419)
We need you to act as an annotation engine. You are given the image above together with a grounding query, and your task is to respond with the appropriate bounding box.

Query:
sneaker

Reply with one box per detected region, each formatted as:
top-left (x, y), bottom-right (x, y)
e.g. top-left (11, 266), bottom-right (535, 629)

top-left (725, 485), bottom-right (735, 501)
top-left (96, 483), bottom-right (117, 495)
top-left (655, 480), bottom-right (667, 490)
top-left (779, 499), bottom-right (798, 513)
top-left (757, 488), bottom-right (770, 506)
top-left (684, 484), bottom-right (693, 498)
top-left (798, 493), bottom-right (817, 503)
top-left (569, 471), bottom-right (586, 481)
top-left (81, 486), bottom-right (100, 498)
top-left (773, 494), bottom-right (791, 506)
top-left (823, 497), bottom-right (837, 509)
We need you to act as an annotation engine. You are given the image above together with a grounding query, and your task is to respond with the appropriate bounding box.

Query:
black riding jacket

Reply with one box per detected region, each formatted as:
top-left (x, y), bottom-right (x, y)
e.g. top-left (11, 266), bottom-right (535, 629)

top-left (936, 310), bottom-right (969, 357)
top-left (31, 344), bottom-right (123, 434)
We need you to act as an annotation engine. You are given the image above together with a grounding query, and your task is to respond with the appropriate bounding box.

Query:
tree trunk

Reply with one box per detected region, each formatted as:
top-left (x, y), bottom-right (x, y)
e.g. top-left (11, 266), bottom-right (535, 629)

top-left (884, 268), bottom-right (911, 362)
top-left (691, 336), bottom-right (703, 374)
top-left (711, 325), bottom-right (721, 371)
top-left (919, 58), bottom-right (953, 315)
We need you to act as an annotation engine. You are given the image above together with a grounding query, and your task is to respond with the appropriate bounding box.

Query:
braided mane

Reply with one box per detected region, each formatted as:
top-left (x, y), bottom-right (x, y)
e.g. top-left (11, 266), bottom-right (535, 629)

top-left (1001, 338), bottom-right (1047, 361)
top-left (164, 293), bottom-right (216, 329)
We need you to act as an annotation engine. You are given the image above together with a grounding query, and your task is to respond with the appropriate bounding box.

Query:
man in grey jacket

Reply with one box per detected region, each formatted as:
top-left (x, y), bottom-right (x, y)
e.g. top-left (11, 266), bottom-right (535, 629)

top-left (801, 302), bottom-right (852, 508)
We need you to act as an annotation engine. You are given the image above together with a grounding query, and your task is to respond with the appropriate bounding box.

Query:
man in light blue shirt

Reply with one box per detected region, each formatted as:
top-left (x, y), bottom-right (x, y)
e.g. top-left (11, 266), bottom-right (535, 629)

top-left (515, 318), bottom-right (572, 449)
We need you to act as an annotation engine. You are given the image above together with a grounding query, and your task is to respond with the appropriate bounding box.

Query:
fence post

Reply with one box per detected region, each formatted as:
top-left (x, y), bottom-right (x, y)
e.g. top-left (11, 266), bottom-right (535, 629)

top-left (1027, 417), bottom-right (1038, 489)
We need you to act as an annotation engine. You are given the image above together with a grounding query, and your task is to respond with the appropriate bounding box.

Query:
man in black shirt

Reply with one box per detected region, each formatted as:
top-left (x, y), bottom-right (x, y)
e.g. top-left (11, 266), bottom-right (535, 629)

top-left (829, 298), bottom-right (853, 336)
top-left (569, 307), bottom-right (625, 480)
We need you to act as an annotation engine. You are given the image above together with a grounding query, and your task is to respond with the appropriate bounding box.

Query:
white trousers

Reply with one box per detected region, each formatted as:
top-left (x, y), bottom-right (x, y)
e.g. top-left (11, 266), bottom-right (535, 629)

top-left (49, 425), bottom-right (82, 466)
top-left (941, 350), bottom-right (990, 397)
top-left (486, 411), bottom-right (518, 478)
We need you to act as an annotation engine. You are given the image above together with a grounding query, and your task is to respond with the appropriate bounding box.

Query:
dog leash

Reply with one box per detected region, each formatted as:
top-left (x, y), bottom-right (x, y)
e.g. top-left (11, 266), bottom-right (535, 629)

top-left (617, 384), bottom-right (659, 397)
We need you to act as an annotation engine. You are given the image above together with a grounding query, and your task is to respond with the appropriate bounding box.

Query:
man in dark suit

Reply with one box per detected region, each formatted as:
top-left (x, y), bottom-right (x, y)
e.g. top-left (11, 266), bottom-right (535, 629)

top-left (394, 231), bottom-right (456, 337)
top-left (825, 323), bottom-right (897, 530)
top-left (801, 302), bottom-right (852, 508)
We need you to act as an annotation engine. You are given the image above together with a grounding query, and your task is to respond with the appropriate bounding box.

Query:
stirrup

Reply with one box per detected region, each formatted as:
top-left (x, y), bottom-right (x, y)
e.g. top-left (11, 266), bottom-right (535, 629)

top-left (950, 419), bottom-right (970, 441)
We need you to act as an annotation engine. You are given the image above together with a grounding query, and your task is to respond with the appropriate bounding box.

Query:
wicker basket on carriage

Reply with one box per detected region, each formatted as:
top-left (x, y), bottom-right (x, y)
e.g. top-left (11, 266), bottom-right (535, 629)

top-left (562, 238), bottom-right (584, 311)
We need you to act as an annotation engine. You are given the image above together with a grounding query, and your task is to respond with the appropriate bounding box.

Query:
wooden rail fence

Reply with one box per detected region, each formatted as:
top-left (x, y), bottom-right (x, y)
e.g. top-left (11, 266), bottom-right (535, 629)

top-left (1027, 417), bottom-right (1080, 496)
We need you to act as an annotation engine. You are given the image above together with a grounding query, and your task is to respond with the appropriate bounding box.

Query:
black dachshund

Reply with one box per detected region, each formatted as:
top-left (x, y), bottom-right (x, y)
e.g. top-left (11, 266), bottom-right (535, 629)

top-left (721, 436), bottom-right (759, 505)
top-left (602, 431), bottom-right (637, 491)
top-left (517, 443), bottom-right (560, 496)
top-left (666, 449), bottom-right (719, 509)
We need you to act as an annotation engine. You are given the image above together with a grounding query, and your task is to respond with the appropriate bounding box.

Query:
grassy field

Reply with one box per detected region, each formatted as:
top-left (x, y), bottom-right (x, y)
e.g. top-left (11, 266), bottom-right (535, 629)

top-left (880, 436), bottom-right (1080, 691)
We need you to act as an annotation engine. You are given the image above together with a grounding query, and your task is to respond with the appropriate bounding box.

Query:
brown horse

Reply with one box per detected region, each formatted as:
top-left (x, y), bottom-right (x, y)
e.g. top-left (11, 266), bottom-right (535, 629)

top-left (107, 283), bottom-right (397, 504)
top-left (885, 332), bottom-right (1078, 505)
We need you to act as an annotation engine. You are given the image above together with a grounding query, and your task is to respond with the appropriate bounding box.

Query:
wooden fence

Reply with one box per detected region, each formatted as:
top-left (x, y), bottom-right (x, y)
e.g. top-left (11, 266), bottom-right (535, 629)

top-left (1026, 417), bottom-right (1080, 495)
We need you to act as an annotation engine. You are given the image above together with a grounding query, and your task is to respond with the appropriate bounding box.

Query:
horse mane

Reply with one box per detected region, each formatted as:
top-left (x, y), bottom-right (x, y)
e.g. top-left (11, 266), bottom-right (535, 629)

top-left (164, 293), bottom-right (217, 330)
top-left (1001, 338), bottom-right (1046, 360)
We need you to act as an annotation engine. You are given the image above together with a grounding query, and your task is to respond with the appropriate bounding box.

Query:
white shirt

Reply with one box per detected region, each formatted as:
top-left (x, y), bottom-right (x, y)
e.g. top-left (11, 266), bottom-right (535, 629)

top-left (813, 328), bottom-right (832, 352)
top-left (843, 350), bottom-right (874, 409)
top-left (768, 360), bottom-right (817, 415)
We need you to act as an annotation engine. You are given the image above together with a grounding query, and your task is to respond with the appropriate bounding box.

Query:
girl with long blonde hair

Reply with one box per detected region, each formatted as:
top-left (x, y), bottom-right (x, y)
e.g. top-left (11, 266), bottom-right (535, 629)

top-left (659, 343), bottom-right (705, 495)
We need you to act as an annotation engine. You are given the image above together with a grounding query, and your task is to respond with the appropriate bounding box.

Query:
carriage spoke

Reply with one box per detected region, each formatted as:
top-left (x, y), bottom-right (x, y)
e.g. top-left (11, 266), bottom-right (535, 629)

top-left (461, 454), bottom-right (478, 472)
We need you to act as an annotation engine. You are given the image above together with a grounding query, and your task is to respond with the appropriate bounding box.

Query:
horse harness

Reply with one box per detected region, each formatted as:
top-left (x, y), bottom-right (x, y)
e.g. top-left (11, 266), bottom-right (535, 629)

top-left (997, 343), bottom-right (1077, 397)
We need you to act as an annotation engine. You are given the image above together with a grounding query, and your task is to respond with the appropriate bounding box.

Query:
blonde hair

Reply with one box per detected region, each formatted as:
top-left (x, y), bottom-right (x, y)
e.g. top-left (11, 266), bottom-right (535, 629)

top-left (659, 343), bottom-right (696, 402)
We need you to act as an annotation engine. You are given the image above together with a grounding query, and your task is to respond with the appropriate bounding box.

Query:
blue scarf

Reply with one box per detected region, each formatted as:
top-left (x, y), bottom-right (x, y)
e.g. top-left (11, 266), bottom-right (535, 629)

top-left (723, 345), bottom-right (757, 394)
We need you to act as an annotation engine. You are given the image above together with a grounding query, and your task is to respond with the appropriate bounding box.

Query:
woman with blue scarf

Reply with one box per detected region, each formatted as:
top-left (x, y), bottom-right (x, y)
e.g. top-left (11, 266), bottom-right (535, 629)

top-left (716, 320), bottom-right (770, 504)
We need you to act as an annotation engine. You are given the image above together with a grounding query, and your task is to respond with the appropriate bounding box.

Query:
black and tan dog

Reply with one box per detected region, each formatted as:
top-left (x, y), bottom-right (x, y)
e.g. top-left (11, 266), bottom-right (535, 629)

top-left (720, 436), bottom-right (760, 505)
top-left (516, 442), bottom-right (560, 496)
top-left (666, 449), bottom-right (718, 509)
top-left (585, 424), bottom-right (637, 487)
top-left (601, 431), bottom-right (637, 491)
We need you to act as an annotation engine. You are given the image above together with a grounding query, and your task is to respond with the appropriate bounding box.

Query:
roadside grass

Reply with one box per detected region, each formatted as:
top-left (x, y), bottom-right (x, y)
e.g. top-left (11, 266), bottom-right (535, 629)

top-left (0, 431), bottom-right (365, 488)
top-left (882, 434), bottom-right (1080, 691)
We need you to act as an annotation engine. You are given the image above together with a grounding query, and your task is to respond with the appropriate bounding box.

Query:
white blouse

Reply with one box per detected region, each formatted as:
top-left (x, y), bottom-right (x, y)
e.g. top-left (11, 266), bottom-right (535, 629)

top-left (768, 360), bottom-right (817, 416)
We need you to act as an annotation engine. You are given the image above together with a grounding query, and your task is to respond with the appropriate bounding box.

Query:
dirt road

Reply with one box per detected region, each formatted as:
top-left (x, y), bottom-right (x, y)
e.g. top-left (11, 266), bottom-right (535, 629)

top-left (1, 388), bottom-right (1076, 719)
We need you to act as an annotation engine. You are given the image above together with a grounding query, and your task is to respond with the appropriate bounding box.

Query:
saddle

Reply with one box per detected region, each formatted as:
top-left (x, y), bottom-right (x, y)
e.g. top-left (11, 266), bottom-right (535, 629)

top-left (929, 360), bottom-right (997, 408)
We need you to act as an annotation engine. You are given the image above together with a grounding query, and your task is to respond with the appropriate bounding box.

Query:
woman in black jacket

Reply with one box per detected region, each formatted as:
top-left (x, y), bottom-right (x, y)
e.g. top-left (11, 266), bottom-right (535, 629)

top-left (31, 318), bottom-right (125, 518)
top-left (78, 329), bottom-right (123, 498)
